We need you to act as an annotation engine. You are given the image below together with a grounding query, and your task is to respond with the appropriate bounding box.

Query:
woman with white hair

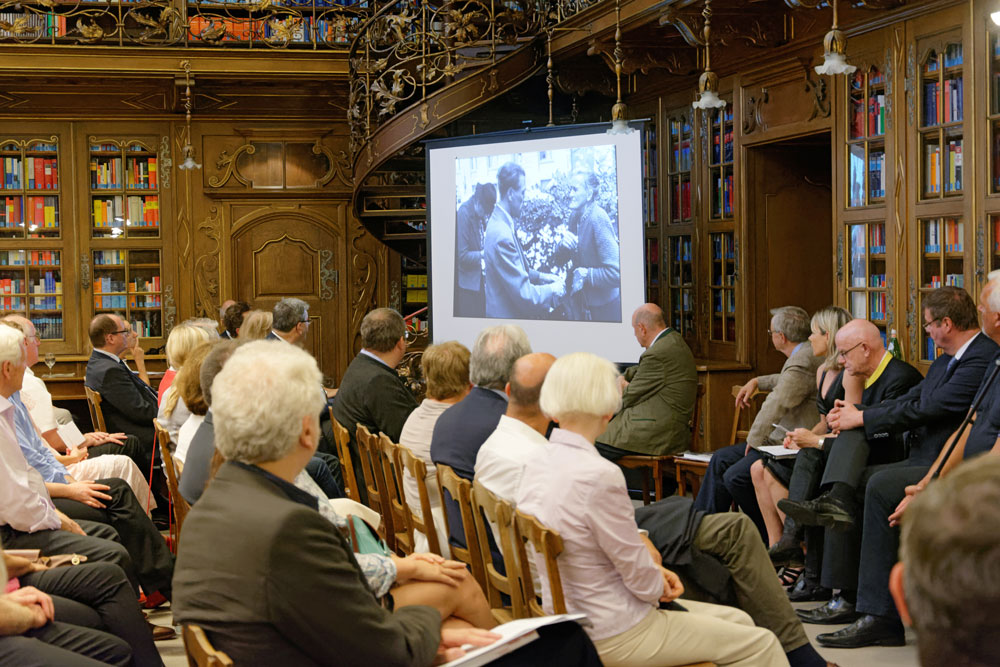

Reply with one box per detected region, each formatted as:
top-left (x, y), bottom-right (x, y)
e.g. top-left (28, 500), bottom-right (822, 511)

top-left (515, 352), bottom-right (785, 667)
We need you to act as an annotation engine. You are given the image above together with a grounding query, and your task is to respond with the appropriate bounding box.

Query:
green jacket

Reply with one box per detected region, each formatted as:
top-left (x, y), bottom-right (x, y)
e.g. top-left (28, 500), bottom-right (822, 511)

top-left (598, 329), bottom-right (698, 455)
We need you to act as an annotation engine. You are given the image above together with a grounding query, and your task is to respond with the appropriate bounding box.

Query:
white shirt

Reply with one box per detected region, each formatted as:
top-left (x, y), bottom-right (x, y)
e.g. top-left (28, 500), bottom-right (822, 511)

top-left (0, 394), bottom-right (60, 532)
top-left (157, 385), bottom-right (192, 446)
top-left (516, 428), bottom-right (663, 641)
top-left (952, 330), bottom-right (980, 361)
top-left (398, 398), bottom-right (451, 557)
top-left (94, 347), bottom-right (122, 364)
top-left (19, 367), bottom-right (57, 433)
top-left (174, 413), bottom-right (206, 465)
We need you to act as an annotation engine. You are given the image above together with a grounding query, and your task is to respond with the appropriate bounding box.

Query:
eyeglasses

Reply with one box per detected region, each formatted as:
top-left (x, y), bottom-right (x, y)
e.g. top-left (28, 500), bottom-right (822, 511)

top-left (766, 329), bottom-right (776, 336)
top-left (922, 318), bottom-right (942, 332)
top-left (837, 341), bottom-right (864, 359)
top-left (111, 329), bottom-right (131, 336)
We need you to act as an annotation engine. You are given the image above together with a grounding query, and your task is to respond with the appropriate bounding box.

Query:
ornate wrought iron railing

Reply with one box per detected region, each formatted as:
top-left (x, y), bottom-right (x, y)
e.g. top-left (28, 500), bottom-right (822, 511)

top-left (0, 0), bottom-right (371, 48)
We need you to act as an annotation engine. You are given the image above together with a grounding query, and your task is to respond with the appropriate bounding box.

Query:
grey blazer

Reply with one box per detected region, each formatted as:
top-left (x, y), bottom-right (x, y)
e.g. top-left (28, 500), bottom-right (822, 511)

top-left (748, 343), bottom-right (822, 449)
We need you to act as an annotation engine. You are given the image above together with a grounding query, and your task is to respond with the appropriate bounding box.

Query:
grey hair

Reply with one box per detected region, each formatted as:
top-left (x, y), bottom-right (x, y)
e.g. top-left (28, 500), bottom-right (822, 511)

top-left (469, 325), bottom-right (531, 390)
top-left (360, 308), bottom-right (406, 353)
top-left (986, 270), bottom-right (1000, 313)
top-left (200, 339), bottom-right (241, 407)
top-left (539, 352), bottom-right (621, 420)
top-left (770, 306), bottom-right (811, 343)
top-left (0, 325), bottom-right (24, 367)
top-left (272, 298), bottom-right (309, 333)
top-left (212, 340), bottom-right (324, 464)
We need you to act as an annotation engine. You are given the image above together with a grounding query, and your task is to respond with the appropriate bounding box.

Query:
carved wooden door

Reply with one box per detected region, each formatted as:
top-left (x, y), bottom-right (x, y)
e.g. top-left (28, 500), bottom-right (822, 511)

top-left (232, 211), bottom-right (345, 383)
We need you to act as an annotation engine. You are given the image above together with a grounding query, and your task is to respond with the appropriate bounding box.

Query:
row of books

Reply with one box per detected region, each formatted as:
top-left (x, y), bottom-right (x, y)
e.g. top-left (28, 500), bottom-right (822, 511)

top-left (670, 180), bottom-right (691, 221)
top-left (712, 173), bottom-right (734, 218)
top-left (923, 78), bottom-right (963, 126)
top-left (924, 140), bottom-right (963, 194)
top-left (712, 289), bottom-right (736, 315)
top-left (671, 138), bottom-right (692, 172)
top-left (642, 188), bottom-right (658, 225)
top-left (0, 297), bottom-right (24, 310)
top-left (0, 278), bottom-right (24, 294)
top-left (926, 337), bottom-right (941, 361)
top-left (91, 195), bottom-right (159, 227)
top-left (31, 271), bottom-right (59, 297)
top-left (94, 250), bottom-right (126, 266)
top-left (0, 250), bottom-right (60, 267)
top-left (668, 266), bottom-right (692, 286)
top-left (670, 287), bottom-right (693, 312)
top-left (868, 151), bottom-right (886, 199)
top-left (850, 70), bottom-right (885, 90)
top-left (868, 224), bottom-right (887, 254)
top-left (711, 130), bottom-right (734, 164)
top-left (1, 197), bottom-right (22, 226)
top-left (643, 126), bottom-right (657, 181)
top-left (129, 318), bottom-right (161, 339)
top-left (32, 317), bottom-right (62, 340)
top-left (93, 275), bottom-right (161, 294)
top-left (129, 295), bottom-right (162, 307)
top-left (404, 273), bottom-right (426, 288)
top-left (924, 218), bottom-right (964, 252)
top-left (869, 291), bottom-right (887, 321)
top-left (1, 157), bottom-right (59, 190)
top-left (850, 93), bottom-right (886, 138)
top-left (711, 233), bottom-right (735, 261)
top-left (95, 295), bottom-right (162, 310)
top-left (90, 157), bottom-right (159, 190)
top-left (29, 294), bottom-right (62, 310)
top-left (405, 289), bottom-right (427, 303)
top-left (925, 44), bottom-right (963, 72)
top-left (671, 238), bottom-right (693, 263)
top-left (925, 274), bottom-right (965, 288)
top-left (0, 196), bottom-right (58, 228)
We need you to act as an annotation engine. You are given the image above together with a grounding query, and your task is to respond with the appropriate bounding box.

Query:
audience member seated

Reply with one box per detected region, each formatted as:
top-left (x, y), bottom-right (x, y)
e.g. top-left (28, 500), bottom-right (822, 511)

top-left (169, 341), bottom-right (213, 466)
top-left (332, 307), bottom-right (418, 501)
top-left (173, 340), bottom-right (601, 667)
top-left (237, 309), bottom-right (272, 341)
top-left (221, 301), bottom-right (250, 341)
top-left (400, 341), bottom-right (472, 558)
top-left (4, 544), bottom-right (165, 664)
top-left (0, 326), bottom-right (175, 606)
top-left (516, 352), bottom-right (786, 666)
top-left (478, 352), bottom-right (831, 667)
top-left (0, 538), bottom-right (135, 666)
top-left (595, 303), bottom-right (697, 460)
top-left (157, 323), bottom-right (211, 414)
top-left (889, 455), bottom-right (1000, 667)
top-left (783, 286), bottom-right (997, 633)
top-left (750, 306), bottom-right (854, 548)
top-left (217, 300), bottom-right (235, 338)
top-left (265, 297), bottom-right (311, 346)
top-left (694, 305), bottom-right (822, 540)
top-left (84, 314), bottom-right (158, 466)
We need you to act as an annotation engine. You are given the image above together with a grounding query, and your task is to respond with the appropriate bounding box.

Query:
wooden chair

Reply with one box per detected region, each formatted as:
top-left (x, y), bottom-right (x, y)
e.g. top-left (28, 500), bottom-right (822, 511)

top-left (617, 382), bottom-right (706, 505)
top-left (378, 433), bottom-right (413, 556)
top-left (84, 386), bottom-right (106, 432)
top-left (729, 383), bottom-right (769, 447)
top-left (396, 444), bottom-right (442, 555)
top-left (436, 463), bottom-right (486, 590)
top-left (330, 411), bottom-right (360, 503)
top-left (674, 457), bottom-right (710, 498)
top-left (153, 419), bottom-right (189, 549)
top-left (471, 480), bottom-right (527, 623)
top-left (355, 424), bottom-right (395, 552)
top-left (182, 624), bottom-right (234, 667)
top-left (512, 508), bottom-right (566, 617)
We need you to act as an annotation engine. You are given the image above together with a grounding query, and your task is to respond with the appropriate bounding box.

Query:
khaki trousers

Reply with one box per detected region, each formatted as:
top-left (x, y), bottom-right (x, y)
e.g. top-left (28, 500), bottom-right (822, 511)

top-left (592, 601), bottom-right (787, 667)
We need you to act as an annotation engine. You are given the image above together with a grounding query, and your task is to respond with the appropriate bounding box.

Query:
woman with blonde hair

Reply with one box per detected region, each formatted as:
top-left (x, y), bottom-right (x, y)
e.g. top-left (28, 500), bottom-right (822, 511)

top-left (157, 326), bottom-right (211, 445)
top-left (170, 341), bottom-right (214, 465)
top-left (237, 310), bottom-right (272, 341)
top-left (516, 352), bottom-right (785, 667)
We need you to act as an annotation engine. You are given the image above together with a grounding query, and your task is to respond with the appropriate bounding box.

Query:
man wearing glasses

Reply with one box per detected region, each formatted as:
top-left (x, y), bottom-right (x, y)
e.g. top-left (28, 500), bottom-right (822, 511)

top-left (782, 286), bottom-right (998, 645)
top-left (85, 313), bottom-right (159, 468)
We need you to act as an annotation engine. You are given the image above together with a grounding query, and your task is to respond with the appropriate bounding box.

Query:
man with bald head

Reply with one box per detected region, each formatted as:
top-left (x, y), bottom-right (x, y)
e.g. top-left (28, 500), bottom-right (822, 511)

top-left (595, 303), bottom-right (697, 460)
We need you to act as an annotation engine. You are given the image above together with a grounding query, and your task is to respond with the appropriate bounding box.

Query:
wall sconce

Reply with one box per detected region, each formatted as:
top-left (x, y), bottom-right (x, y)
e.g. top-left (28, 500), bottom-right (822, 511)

top-left (607, 0), bottom-right (634, 135)
top-left (692, 0), bottom-right (726, 110)
top-left (992, 10), bottom-right (1000, 25)
top-left (178, 60), bottom-right (202, 171)
top-left (814, 0), bottom-right (856, 76)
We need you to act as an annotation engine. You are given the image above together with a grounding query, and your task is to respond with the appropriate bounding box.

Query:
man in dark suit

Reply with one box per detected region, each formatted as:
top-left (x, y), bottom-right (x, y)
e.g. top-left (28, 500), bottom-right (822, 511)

top-left (812, 282), bottom-right (1000, 648)
top-left (455, 183), bottom-right (496, 318)
top-left (483, 162), bottom-right (564, 320)
top-left (783, 287), bottom-right (998, 642)
top-left (596, 303), bottom-right (697, 459)
top-left (331, 308), bottom-right (417, 503)
top-left (174, 339), bottom-right (601, 667)
top-left (773, 319), bottom-right (923, 604)
top-left (84, 314), bottom-right (157, 467)
top-left (221, 301), bottom-right (249, 339)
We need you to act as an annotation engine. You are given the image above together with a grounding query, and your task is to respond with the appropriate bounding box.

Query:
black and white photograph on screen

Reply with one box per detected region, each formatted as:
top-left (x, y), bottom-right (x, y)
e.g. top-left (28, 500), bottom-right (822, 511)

top-left (453, 144), bottom-right (621, 322)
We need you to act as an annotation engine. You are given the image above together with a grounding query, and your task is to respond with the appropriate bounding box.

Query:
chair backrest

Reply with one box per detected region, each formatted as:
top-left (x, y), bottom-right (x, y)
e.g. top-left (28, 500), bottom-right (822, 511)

top-left (330, 410), bottom-right (360, 503)
top-left (689, 382), bottom-right (707, 450)
top-left (396, 444), bottom-right (442, 555)
top-left (378, 432), bottom-right (413, 556)
top-left (436, 463), bottom-right (486, 590)
top-left (182, 624), bottom-right (234, 667)
top-left (471, 480), bottom-right (527, 619)
top-left (153, 419), bottom-right (190, 538)
top-left (355, 424), bottom-right (395, 551)
top-left (729, 384), bottom-right (769, 446)
top-left (84, 386), bottom-right (106, 432)
top-left (513, 508), bottom-right (566, 616)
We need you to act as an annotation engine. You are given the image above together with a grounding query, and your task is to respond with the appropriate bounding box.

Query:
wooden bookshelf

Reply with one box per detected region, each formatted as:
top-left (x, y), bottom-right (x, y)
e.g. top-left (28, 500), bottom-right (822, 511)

top-left (846, 66), bottom-right (886, 208)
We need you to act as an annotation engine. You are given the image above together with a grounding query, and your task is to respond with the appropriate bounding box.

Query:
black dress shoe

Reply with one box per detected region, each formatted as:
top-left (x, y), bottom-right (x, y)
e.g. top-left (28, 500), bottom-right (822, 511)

top-left (787, 574), bottom-right (831, 602)
top-left (779, 492), bottom-right (855, 529)
top-left (796, 594), bottom-right (860, 624)
top-left (816, 614), bottom-right (905, 648)
top-left (768, 536), bottom-right (805, 568)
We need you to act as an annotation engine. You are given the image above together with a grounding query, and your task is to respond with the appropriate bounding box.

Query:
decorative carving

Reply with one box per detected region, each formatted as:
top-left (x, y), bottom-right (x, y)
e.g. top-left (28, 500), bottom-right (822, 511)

top-left (554, 67), bottom-right (615, 98)
top-left (390, 279), bottom-right (401, 311)
top-left (209, 142), bottom-right (256, 188)
top-left (177, 209), bottom-right (192, 270)
top-left (884, 47), bottom-right (893, 132)
top-left (742, 88), bottom-right (768, 135)
top-left (804, 73), bottom-right (829, 120)
top-left (194, 206), bottom-right (222, 318)
top-left (907, 277), bottom-right (917, 361)
top-left (732, 235), bottom-right (740, 283)
top-left (314, 143), bottom-right (351, 188)
top-left (159, 135), bottom-right (172, 190)
top-left (886, 275), bottom-right (894, 329)
top-left (319, 248), bottom-right (338, 301)
top-left (658, 8), bottom-right (705, 48)
top-left (80, 253), bottom-right (91, 291)
top-left (588, 40), bottom-right (698, 76)
top-left (906, 43), bottom-right (915, 127)
top-left (350, 220), bottom-right (378, 353)
top-left (977, 219), bottom-right (986, 283)
top-left (836, 233), bottom-right (843, 283)
top-left (163, 284), bottom-right (176, 334)
top-left (699, 109), bottom-right (709, 163)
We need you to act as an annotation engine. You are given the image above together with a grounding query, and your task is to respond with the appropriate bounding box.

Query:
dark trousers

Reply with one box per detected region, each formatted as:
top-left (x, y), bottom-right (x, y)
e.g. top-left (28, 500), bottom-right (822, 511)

top-left (89, 434), bottom-right (153, 480)
top-left (0, 521), bottom-right (141, 595)
top-left (692, 443), bottom-right (766, 542)
top-left (785, 447), bottom-right (827, 581)
top-left (0, 623), bottom-right (131, 666)
top-left (346, 436), bottom-right (369, 506)
top-left (53, 477), bottom-right (174, 597)
top-left (492, 620), bottom-right (601, 666)
top-left (856, 465), bottom-right (928, 619)
top-left (22, 562), bottom-right (164, 667)
top-left (308, 453), bottom-right (344, 499)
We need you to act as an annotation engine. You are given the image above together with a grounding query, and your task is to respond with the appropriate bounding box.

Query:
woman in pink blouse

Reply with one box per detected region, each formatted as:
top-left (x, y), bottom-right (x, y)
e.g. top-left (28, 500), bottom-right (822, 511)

top-left (516, 352), bottom-right (786, 667)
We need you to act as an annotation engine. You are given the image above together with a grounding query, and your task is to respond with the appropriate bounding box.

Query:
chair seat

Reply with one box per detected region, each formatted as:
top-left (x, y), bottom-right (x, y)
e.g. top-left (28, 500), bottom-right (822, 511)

top-left (616, 454), bottom-right (676, 506)
top-left (490, 607), bottom-right (515, 625)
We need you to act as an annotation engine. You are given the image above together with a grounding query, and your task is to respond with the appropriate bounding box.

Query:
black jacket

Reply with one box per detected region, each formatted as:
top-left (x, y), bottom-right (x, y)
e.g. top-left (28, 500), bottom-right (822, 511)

top-left (84, 350), bottom-right (157, 449)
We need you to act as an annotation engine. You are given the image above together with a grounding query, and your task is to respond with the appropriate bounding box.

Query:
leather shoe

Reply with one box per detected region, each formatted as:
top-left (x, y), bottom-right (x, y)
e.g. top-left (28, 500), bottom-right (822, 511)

top-left (816, 614), bottom-right (905, 648)
top-left (779, 492), bottom-right (855, 529)
top-left (768, 536), bottom-right (805, 568)
top-left (796, 594), bottom-right (860, 624)
top-left (147, 620), bottom-right (176, 641)
top-left (787, 574), bottom-right (831, 602)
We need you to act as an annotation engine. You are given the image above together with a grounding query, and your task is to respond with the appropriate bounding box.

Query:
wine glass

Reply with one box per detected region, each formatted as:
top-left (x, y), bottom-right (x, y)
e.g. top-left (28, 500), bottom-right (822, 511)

top-left (44, 352), bottom-right (56, 376)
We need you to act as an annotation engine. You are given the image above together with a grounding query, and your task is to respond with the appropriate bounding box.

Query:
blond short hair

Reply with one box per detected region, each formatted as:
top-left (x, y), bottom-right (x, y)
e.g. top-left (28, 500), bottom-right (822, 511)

top-left (238, 310), bottom-right (273, 341)
top-left (165, 324), bottom-right (211, 369)
top-left (539, 352), bottom-right (621, 420)
top-left (422, 341), bottom-right (470, 400)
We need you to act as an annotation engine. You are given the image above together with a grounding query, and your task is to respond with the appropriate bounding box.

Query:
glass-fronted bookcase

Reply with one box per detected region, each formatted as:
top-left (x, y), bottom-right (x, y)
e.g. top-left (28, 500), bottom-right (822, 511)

top-left (664, 106), bottom-right (696, 342)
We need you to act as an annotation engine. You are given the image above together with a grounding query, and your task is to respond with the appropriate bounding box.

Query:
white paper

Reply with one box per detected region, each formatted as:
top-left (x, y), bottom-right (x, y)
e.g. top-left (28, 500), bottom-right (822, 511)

top-left (677, 451), bottom-right (713, 463)
top-left (58, 421), bottom-right (86, 448)
top-left (756, 445), bottom-right (799, 460)
top-left (443, 614), bottom-right (589, 667)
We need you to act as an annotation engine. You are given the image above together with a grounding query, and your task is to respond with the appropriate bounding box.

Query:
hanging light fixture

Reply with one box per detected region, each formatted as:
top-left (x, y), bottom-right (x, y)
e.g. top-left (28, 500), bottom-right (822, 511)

top-left (607, 0), bottom-right (634, 135)
top-left (814, 0), bottom-right (856, 76)
top-left (692, 0), bottom-right (725, 110)
top-left (178, 60), bottom-right (202, 171)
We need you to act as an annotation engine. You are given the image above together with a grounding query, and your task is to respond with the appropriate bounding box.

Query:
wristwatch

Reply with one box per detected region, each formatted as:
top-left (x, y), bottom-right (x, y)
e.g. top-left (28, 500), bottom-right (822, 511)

top-left (817, 437), bottom-right (826, 450)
